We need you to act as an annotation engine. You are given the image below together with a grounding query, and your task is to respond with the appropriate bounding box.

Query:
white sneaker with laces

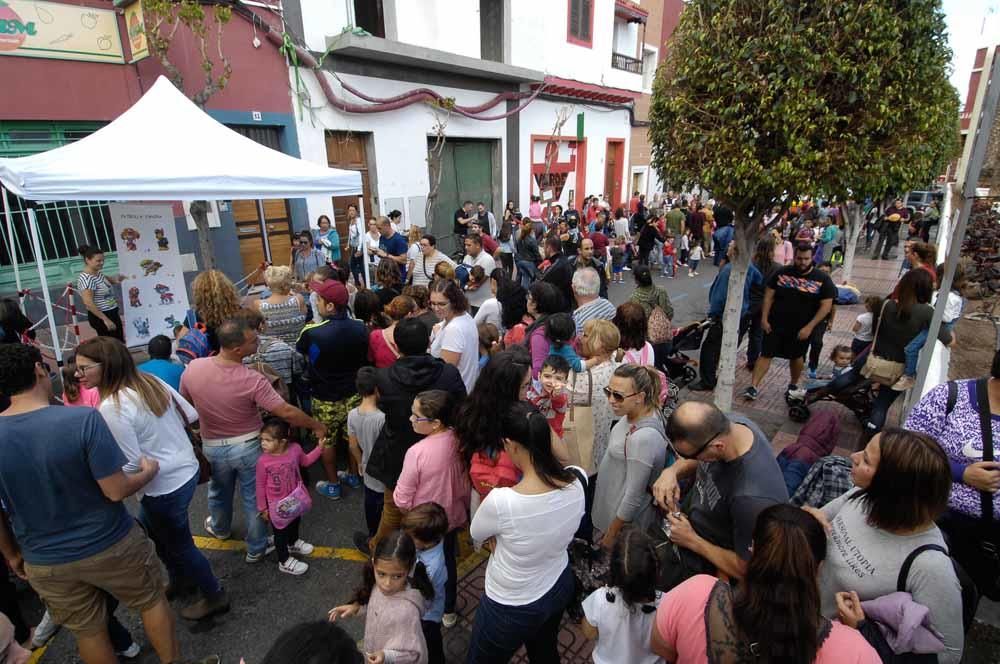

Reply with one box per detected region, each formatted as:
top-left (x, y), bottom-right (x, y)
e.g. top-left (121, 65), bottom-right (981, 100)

top-left (279, 557), bottom-right (309, 575)
top-left (289, 539), bottom-right (315, 556)
top-left (31, 610), bottom-right (59, 648)
top-left (116, 642), bottom-right (141, 659)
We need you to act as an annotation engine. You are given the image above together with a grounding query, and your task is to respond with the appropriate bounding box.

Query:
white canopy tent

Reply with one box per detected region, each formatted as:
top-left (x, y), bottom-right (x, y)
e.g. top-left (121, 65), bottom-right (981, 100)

top-left (0, 76), bottom-right (365, 363)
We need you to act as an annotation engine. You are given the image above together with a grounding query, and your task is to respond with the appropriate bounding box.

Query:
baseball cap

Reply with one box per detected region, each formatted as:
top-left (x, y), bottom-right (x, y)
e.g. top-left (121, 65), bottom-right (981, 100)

top-left (309, 279), bottom-right (348, 307)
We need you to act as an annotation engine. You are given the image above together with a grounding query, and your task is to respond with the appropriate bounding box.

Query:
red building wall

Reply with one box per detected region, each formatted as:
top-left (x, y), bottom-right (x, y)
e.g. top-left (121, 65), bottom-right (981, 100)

top-left (0, 1), bottom-right (291, 121)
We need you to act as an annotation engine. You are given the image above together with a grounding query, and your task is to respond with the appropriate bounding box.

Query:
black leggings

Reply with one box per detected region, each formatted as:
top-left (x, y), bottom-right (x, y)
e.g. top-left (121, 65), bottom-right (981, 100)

top-left (88, 307), bottom-right (125, 342)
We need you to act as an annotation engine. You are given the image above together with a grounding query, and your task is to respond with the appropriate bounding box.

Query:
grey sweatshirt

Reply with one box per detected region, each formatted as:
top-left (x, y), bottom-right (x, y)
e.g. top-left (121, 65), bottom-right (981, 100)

top-left (593, 414), bottom-right (668, 533)
top-left (819, 490), bottom-right (963, 663)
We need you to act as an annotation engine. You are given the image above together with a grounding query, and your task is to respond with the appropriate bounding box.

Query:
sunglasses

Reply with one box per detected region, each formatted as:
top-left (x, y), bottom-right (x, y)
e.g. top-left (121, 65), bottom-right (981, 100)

top-left (603, 386), bottom-right (640, 402)
top-left (674, 429), bottom-right (725, 460)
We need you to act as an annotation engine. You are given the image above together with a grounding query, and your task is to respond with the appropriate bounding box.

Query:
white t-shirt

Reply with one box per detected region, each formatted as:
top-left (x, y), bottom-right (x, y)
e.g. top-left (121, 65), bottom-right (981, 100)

top-left (932, 290), bottom-right (964, 324)
top-left (613, 217), bottom-right (631, 241)
top-left (430, 312), bottom-right (480, 392)
top-left (98, 378), bottom-right (200, 498)
top-left (463, 252), bottom-right (497, 309)
top-left (470, 470), bottom-right (585, 605)
top-left (622, 342), bottom-right (655, 366)
top-left (582, 586), bottom-right (664, 664)
top-left (406, 242), bottom-right (421, 262)
top-left (854, 312), bottom-right (874, 342)
top-left (474, 297), bottom-right (502, 332)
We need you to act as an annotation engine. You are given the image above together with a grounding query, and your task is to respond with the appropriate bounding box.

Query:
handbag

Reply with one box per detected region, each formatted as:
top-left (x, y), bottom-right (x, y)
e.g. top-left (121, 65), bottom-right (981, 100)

top-left (563, 370), bottom-right (596, 475)
top-left (647, 304), bottom-right (672, 345)
top-left (170, 394), bottom-right (212, 484)
top-left (861, 301), bottom-right (905, 386)
top-left (940, 378), bottom-right (1000, 601)
top-left (273, 482), bottom-right (312, 529)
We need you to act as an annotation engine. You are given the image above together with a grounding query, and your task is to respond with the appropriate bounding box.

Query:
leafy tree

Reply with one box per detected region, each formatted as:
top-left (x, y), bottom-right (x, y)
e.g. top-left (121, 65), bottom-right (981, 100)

top-left (649, 0), bottom-right (959, 410)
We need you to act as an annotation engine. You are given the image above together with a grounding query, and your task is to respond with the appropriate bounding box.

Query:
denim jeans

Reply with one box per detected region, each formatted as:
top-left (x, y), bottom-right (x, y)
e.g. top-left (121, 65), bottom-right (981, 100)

top-left (466, 565), bottom-right (574, 664)
top-left (139, 472), bottom-right (223, 597)
top-left (903, 321), bottom-right (954, 376)
top-left (661, 255), bottom-right (675, 277)
top-left (203, 439), bottom-right (269, 556)
top-left (516, 260), bottom-right (539, 289)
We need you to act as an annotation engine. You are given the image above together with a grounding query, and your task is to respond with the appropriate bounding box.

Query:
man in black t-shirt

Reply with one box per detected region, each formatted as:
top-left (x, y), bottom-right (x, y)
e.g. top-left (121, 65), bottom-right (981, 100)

top-left (453, 201), bottom-right (476, 237)
top-left (742, 243), bottom-right (835, 401)
top-left (871, 197), bottom-right (910, 260)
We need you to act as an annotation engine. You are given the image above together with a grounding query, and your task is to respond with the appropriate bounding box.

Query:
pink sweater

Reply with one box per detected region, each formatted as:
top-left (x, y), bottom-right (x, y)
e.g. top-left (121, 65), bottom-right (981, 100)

top-left (255, 443), bottom-right (323, 516)
top-left (63, 386), bottom-right (100, 408)
top-left (393, 430), bottom-right (470, 531)
top-left (364, 586), bottom-right (427, 664)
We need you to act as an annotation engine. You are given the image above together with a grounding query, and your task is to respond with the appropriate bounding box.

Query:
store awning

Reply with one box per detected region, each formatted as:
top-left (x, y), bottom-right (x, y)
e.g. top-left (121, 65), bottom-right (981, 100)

top-left (615, 0), bottom-right (649, 24)
top-left (0, 76), bottom-right (362, 201)
top-left (532, 76), bottom-right (639, 105)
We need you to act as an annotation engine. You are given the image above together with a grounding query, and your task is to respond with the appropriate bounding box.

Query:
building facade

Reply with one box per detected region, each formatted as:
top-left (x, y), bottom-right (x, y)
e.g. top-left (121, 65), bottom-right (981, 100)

top-left (287, 0), bottom-right (656, 254)
top-left (0, 0), bottom-right (303, 294)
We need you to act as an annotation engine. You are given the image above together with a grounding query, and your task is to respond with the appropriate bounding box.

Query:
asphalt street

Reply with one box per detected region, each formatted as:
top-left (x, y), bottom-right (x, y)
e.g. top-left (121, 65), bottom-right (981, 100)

top-left (29, 259), bottom-right (720, 664)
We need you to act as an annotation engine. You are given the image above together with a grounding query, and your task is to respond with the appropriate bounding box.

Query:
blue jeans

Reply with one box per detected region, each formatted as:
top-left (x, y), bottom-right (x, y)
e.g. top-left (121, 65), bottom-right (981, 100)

top-left (661, 255), bottom-right (675, 277)
top-left (516, 260), bottom-right (539, 289)
top-left (466, 565), bottom-right (574, 664)
top-left (203, 439), bottom-right (269, 556)
top-left (139, 472), bottom-right (223, 597)
top-left (903, 321), bottom-right (954, 376)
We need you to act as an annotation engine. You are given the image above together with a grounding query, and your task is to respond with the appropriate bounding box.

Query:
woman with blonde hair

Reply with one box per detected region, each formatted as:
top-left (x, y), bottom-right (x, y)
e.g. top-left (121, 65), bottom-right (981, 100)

top-left (368, 295), bottom-right (416, 368)
top-left (185, 270), bottom-right (243, 352)
top-left (251, 265), bottom-right (307, 345)
top-left (405, 226), bottom-right (423, 280)
top-left (75, 336), bottom-right (228, 621)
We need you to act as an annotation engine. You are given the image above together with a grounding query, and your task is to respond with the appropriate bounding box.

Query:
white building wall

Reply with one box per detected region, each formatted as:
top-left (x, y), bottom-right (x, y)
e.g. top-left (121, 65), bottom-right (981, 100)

top-left (299, 0), bottom-right (350, 52)
top-left (517, 99), bottom-right (631, 208)
top-left (294, 69), bottom-right (506, 226)
top-left (509, 0), bottom-right (644, 92)
top-left (394, 0), bottom-right (481, 59)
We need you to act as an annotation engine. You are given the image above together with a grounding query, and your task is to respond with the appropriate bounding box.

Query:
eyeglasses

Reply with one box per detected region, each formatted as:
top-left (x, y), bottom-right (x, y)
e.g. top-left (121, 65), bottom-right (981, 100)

top-left (674, 429), bottom-right (725, 460)
top-left (75, 362), bottom-right (102, 374)
top-left (409, 414), bottom-right (435, 423)
top-left (603, 386), bottom-right (640, 402)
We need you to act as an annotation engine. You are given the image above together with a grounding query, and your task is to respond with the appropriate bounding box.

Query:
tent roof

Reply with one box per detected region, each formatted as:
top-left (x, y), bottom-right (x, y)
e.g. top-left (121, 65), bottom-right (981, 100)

top-left (0, 76), bottom-right (362, 202)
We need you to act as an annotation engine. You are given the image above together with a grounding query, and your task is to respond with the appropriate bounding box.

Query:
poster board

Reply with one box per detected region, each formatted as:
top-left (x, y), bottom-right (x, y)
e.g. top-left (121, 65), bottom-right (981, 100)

top-left (110, 203), bottom-right (190, 347)
top-left (0, 0), bottom-right (125, 64)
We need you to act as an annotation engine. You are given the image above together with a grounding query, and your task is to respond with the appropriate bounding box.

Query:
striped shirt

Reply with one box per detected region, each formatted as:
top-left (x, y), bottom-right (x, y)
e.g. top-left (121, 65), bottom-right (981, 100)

top-left (77, 271), bottom-right (117, 312)
top-left (411, 251), bottom-right (455, 288)
top-left (242, 335), bottom-right (304, 386)
top-left (258, 296), bottom-right (307, 346)
top-left (572, 297), bottom-right (616, 337)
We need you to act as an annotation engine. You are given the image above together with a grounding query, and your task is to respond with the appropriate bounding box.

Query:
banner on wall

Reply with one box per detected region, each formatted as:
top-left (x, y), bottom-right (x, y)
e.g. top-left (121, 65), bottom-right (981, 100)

top-left (110, 203), bottom-right (190, 348)
top-left (0, 0), bottom-right (125, 64)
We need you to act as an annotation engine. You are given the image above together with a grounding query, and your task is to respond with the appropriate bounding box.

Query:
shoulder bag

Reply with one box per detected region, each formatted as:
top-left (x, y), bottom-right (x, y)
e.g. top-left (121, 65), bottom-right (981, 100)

top-left (647, 304), bottom-right (672, 345)
top-left (562, 370), bottom-right (595, 475)
top-left (860, 301), bottom-right (905, 386)
top-left (169, 393), bottom-right (212, 484)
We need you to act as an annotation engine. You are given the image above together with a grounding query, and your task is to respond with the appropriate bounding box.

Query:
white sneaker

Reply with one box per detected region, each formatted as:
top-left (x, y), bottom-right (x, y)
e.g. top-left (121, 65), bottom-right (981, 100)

top-left (116, 642), bottom-right (141, 659)
top-left (891, 375), bottom-right (916, 391)
top-left (289, 539), bottom-right (315, 556)
top-left (278, 557), bottom-right (309, 575)
top-left (31, 610), bottom-right (59, 648)
top-left (203, 516), bottom-right (229, 540)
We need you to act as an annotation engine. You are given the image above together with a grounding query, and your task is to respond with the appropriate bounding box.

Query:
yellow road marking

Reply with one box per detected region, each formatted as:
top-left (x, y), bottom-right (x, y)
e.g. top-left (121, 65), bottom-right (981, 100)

top-left (193, 535), bottom-right (367, 562)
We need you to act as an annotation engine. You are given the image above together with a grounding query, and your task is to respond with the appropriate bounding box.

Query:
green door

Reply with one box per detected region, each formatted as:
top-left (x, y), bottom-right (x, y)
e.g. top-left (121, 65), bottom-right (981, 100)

top-left (428, 139), bottom-right (494, 257)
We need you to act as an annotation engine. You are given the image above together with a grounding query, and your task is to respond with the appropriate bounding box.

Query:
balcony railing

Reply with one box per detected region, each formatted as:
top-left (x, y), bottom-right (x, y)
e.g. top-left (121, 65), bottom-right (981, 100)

top-left (611, 52), bottom-right (643, 74)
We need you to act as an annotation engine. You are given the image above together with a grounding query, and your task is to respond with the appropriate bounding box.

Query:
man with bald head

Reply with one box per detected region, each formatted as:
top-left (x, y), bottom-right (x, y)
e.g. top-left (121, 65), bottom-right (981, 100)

top-left (649, 401), bottom-right (787, 590)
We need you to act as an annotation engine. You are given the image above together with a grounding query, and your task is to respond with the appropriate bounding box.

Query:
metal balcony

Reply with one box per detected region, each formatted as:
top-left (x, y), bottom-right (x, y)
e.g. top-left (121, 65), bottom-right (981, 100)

top-left (611, 52), bottom-right (643, 74)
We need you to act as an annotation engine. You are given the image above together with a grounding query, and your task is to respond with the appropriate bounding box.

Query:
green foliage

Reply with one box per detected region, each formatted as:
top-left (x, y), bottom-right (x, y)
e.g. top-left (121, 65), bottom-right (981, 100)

top-left (649, 0), bottom-right (960, 213)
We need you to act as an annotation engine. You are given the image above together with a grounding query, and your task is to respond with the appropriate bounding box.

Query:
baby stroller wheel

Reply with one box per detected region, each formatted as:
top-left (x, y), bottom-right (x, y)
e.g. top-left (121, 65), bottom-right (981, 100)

top-left (681, 366), bottom-right (697, 384)
top-left (789, 403), bottom-right (810, 423)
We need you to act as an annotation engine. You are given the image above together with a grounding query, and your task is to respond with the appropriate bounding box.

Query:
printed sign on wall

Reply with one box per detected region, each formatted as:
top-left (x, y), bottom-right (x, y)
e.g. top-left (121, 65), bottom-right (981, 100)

top-left (0, 0), bottom-right (124, 63)
top-left (110, 203), bottom-right (190, 348)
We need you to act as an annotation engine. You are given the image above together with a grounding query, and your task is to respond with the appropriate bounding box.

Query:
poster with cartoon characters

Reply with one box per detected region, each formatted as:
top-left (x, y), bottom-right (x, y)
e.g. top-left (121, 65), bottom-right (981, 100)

top-left (110, 204), bottom-right (190, 348)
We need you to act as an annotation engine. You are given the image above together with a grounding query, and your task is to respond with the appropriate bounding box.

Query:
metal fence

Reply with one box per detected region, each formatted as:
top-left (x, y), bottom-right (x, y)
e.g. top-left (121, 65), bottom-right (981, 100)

top-left (1, 187), bottom-right (115, 267)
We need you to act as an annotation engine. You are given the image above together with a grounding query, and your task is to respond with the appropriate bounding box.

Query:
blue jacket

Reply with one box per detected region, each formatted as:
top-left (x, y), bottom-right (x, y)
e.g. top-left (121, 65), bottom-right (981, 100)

top-left (713, 225), bottom-right (734, 250)
top-left (708, 262), bottom-right (762, 319)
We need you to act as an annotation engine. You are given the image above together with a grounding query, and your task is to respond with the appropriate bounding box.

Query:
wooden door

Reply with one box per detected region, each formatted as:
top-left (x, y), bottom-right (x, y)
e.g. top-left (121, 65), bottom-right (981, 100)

top-left (232, 199), bottom-right (293, 285)
top-left (326, 131), bottom-right (375, 258)
top-left (604, 140), bottom-right (624, 208)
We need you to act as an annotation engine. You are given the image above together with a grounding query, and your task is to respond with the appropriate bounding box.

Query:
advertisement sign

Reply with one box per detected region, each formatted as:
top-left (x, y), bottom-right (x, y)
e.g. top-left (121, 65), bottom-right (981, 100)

top-left (110, 203), bottom-right (190, 348)
top-left (123, 0), bottom-right (147, 62)
top-left (0, 0), bottom-right (124, 64)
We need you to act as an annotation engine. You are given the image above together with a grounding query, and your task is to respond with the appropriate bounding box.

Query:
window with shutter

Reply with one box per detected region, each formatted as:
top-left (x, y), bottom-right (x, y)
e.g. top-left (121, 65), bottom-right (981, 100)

top-left (567, 0), bottom-right (593, 48)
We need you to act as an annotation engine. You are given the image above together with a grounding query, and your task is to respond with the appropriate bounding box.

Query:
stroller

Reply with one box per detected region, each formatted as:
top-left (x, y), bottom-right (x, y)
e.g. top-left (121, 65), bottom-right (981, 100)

top-left (661, 319), bottom-right (712, 388)
top-left (787, 346), bottom-right (875, 424)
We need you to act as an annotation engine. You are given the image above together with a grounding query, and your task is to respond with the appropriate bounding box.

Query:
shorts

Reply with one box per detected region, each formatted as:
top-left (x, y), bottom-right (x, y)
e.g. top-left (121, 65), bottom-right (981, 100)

top-left (612, 264), bottom-right (624, 274)
top-left (25, 525), bottom-right (164, 636)
top-left (761, 329), bottom-right (809, 361)
top-left (312, 394), bottom-right (361, 441)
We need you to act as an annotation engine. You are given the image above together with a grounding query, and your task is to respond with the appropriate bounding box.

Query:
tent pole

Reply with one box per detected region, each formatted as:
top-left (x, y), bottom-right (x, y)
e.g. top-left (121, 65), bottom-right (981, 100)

top-left (358, 196), bottom-right (371, 289)
top-left (2, 188), bottom-right (24, 312)
top-left (26, 204), bottom-right (63, 366)
top-left (256, 199), bottom-right (272, 264)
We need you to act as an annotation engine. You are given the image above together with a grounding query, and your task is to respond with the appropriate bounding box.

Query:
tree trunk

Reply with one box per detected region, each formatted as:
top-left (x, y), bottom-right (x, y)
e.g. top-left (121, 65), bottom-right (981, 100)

top-left (840, 201), bottom-right (863, 284)
top-left (712, 220), bottom-right (754, 411)
top-left (189, 200), bottom-right (216, 270)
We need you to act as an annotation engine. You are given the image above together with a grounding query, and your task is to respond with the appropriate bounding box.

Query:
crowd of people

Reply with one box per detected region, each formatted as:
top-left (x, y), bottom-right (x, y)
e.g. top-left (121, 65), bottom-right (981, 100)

top-left (0, 189), bottom-right (986, 664)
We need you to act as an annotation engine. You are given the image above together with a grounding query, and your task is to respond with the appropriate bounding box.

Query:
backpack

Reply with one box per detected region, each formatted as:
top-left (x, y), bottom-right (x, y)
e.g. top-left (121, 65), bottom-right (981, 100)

top-left (176, 311), bottom-right (211, 365)
top-left (469, 449), bottom-right (520, 499)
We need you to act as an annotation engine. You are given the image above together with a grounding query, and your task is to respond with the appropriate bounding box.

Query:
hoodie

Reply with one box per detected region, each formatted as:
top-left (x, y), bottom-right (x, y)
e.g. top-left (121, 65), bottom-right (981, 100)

top-left (366, 354), bottom-right (466, 488)
top-left (364, 586), bottom-right (428, 664)
top-left (778, 410), bottom-right (841, 466)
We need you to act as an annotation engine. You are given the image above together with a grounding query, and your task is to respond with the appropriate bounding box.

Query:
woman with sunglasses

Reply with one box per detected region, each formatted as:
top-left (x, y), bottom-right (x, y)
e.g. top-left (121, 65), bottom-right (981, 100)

top-left (75, 336), bottom-right (228, 621)
top-left (592, 364), bottom-right (670, 551)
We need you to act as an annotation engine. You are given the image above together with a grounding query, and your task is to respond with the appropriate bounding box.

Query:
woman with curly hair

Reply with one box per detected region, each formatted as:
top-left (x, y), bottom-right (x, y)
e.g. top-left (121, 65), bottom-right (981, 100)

top-left (187, 270), bottom-right (243, 352)
top-left (374, 260), bottom-right (402, 308)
